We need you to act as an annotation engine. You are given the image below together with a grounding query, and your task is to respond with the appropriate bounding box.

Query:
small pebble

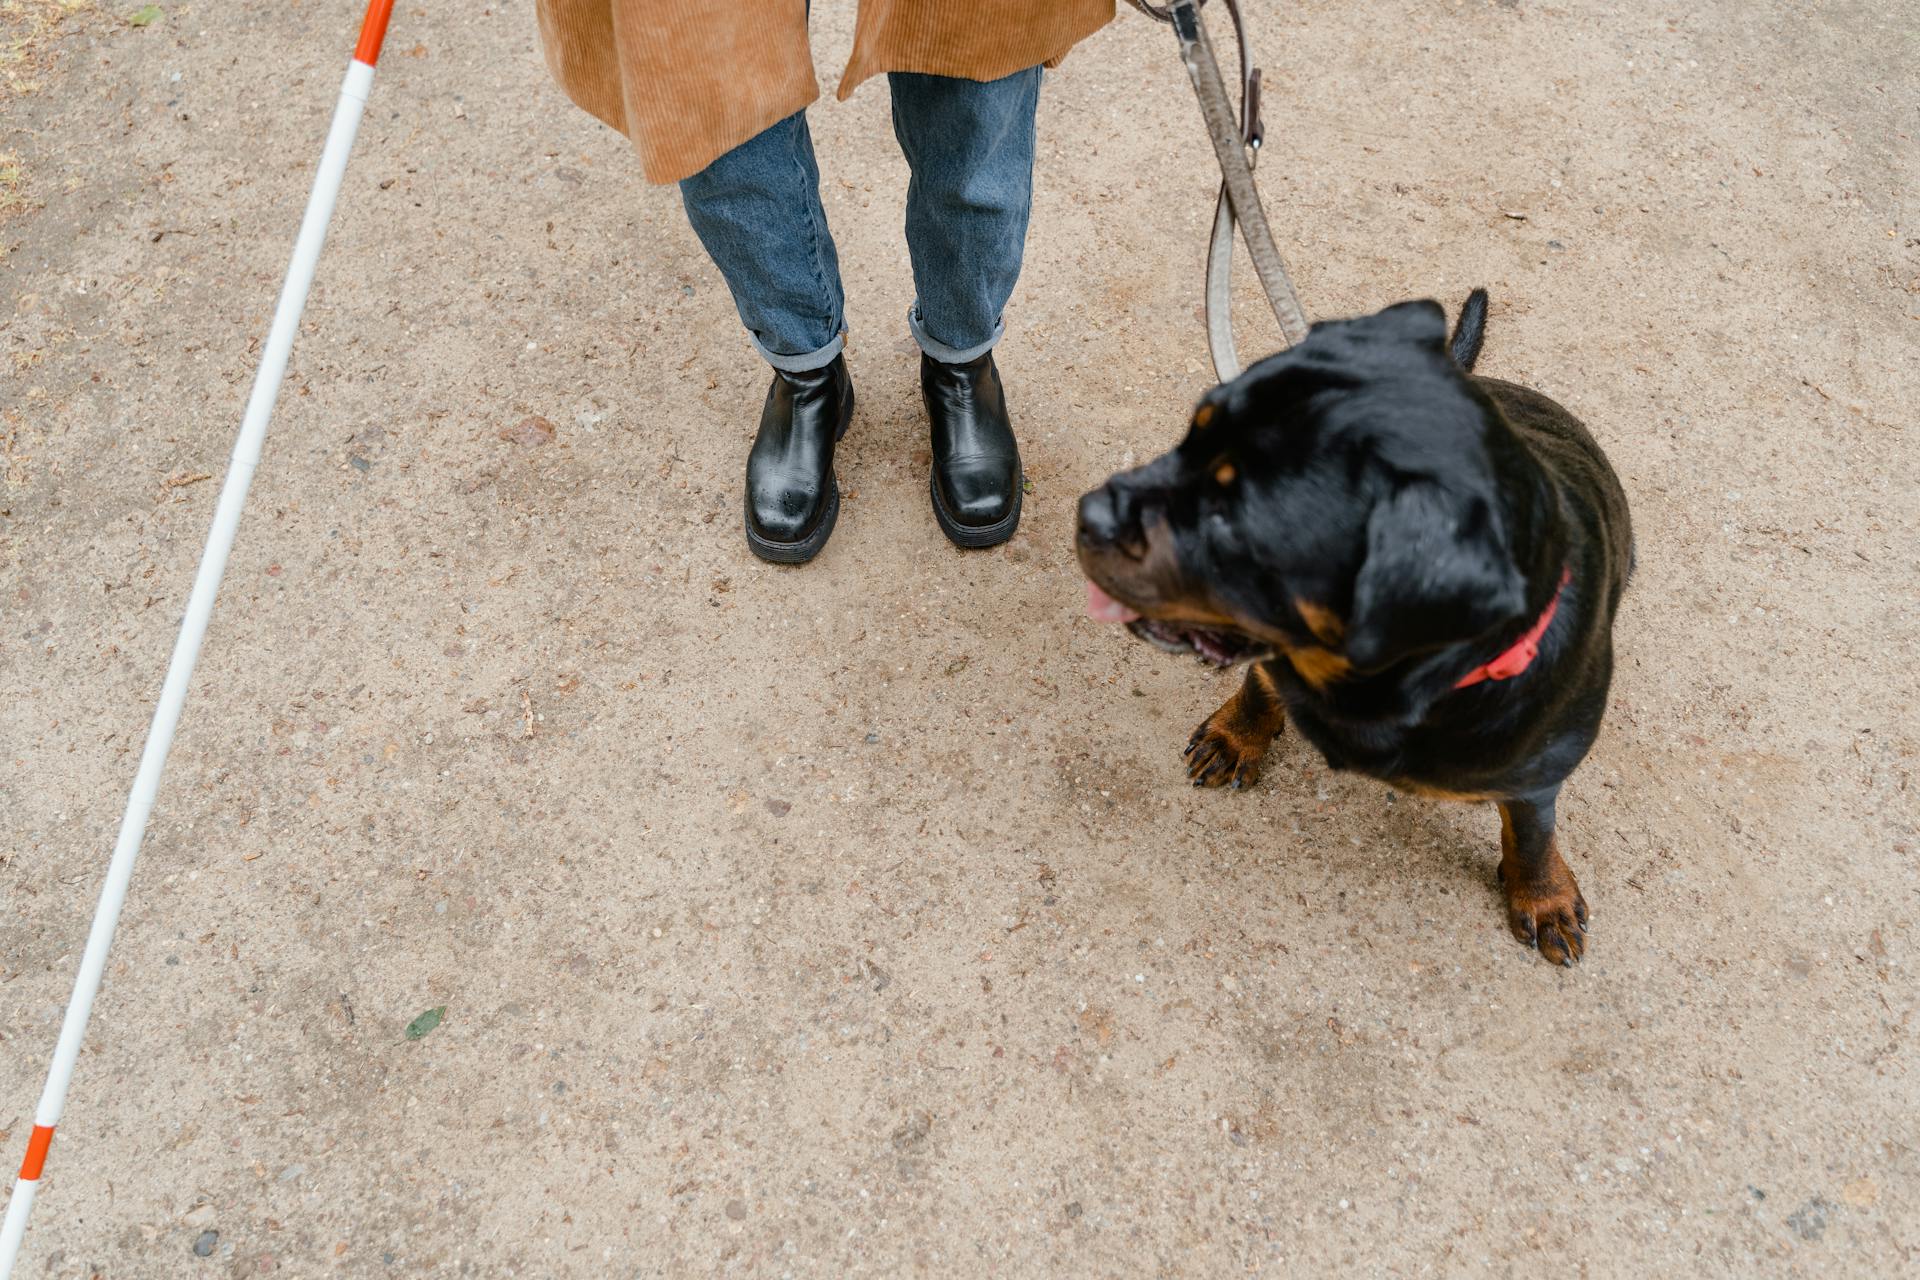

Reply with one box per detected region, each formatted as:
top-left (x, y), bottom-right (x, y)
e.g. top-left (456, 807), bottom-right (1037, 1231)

top-left (193, 1230), bottom-right (218, 1257)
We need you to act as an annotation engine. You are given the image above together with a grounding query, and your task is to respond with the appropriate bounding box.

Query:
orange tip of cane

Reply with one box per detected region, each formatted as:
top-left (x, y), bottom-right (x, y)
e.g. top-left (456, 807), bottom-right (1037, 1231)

top-left (354, 0), bottom-right (396, 67)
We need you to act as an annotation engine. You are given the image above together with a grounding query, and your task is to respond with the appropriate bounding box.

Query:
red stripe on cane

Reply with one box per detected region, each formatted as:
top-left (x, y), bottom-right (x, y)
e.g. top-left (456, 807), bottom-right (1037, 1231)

top-left (18, 1126), bottom-right (54, 1181)
top-left (353, 0), bottom-right (396, 66)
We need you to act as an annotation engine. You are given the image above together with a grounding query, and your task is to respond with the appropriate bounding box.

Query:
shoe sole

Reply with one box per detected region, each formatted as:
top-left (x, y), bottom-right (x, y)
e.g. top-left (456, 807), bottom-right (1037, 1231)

top-left (929, 469), bottom-right (1023, 549)
top-left (743, 385), bottom-right (855, 566)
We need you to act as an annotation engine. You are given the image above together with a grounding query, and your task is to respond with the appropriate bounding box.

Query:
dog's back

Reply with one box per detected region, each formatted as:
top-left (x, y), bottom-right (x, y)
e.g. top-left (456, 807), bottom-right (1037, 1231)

top-left (1454, 291), bottom-right (1634, 610)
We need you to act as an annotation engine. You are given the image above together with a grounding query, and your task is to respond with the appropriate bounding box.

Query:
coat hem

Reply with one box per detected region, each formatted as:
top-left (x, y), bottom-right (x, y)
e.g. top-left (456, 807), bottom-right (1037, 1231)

top-left (638, 82), bottom-right (821, 185)
top-left (832, 16), bottom-right (1109, 103)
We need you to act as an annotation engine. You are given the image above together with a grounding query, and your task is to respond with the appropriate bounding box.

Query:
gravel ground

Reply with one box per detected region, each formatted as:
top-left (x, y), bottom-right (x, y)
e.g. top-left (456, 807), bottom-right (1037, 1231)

top-left (2, 1), bottom-right (1915, 1276)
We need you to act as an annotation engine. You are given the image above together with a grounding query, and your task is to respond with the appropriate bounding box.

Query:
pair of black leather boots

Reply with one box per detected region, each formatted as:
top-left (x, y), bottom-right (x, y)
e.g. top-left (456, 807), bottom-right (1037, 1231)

top-left (743, 353), bottom-right (1022, 563)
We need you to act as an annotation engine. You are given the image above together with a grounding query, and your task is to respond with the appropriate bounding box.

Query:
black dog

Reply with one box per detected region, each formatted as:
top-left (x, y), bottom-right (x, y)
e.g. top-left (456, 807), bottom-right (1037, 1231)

top-left (1076, 292), bottom-right (1632, 965)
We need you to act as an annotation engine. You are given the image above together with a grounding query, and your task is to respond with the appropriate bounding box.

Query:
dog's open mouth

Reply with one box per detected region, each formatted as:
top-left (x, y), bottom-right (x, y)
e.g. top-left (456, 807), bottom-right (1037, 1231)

top-left (1126, 618), bottom-right (1262, 667)
top-left (1086, 581), bottom-right (1263, 668)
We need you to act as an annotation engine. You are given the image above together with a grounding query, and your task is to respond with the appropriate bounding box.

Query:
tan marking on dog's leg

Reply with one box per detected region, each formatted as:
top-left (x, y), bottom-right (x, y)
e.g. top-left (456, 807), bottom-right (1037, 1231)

top-left (1497, 798), bottom-right (1588, 966)
top-left (1186, 662), bottom-right (1287, 789)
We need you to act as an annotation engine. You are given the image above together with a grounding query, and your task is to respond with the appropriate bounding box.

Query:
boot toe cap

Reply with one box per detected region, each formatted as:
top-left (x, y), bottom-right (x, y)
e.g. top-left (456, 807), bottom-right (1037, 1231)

top-left (748, 488), bottom-right (825, 544)
top-left (935, 459), bottom-right (1019, 527)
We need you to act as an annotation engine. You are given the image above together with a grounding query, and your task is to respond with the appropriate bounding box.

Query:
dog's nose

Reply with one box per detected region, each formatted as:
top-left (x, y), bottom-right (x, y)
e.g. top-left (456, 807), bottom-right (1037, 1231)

top-left (1078, 484), bottom-right (1148, 558)
top-left (1077, 486), bottom-right (1121, 546)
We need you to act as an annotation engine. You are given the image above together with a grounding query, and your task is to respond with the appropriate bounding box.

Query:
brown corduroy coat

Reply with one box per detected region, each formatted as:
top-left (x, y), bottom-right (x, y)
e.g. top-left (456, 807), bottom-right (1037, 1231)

top-left (535, 0), bottom-right (1115, 184)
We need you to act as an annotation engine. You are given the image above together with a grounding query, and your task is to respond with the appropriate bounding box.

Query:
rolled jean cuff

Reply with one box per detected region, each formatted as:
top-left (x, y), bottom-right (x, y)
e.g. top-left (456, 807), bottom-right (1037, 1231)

top-left (908, 304), bottom-right (1002, 365)
top-left (751, 329), bottom-right (845, 373)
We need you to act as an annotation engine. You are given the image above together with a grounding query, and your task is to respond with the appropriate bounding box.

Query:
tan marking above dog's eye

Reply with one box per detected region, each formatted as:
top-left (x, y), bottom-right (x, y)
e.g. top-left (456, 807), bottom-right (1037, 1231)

top-left (1213, 462), bottom-right (1236, 486)
top-left (1193, 403), bottom-right (1216, 429)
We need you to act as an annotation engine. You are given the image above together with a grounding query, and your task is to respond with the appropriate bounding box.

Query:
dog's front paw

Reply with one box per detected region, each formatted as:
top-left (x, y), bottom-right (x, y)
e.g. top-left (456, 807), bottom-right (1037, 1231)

top-left (1184, 664), bottom-right (1286, 790)
top-left (1499, 849), bottom-right (1589, 966)
top-left (1185, 712), bottom-right (1274, 790)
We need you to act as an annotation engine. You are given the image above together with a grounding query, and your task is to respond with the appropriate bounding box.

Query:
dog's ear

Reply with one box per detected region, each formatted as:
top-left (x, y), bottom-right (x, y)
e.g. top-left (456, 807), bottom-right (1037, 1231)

top-left (1345, 482), bottom-right (1526, 671)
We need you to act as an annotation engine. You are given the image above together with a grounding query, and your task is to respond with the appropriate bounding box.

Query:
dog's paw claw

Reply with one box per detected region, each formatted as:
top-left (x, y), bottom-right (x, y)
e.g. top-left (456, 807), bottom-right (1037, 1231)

top-left (1185, 721), bottom-right (1266, 790)
top-left (1505, 886), bottom-right (1588, 967)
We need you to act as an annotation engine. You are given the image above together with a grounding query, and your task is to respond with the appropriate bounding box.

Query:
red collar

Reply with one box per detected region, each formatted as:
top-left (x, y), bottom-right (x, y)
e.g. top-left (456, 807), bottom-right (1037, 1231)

top-left (1454, 569), bottom-right (1570, 689)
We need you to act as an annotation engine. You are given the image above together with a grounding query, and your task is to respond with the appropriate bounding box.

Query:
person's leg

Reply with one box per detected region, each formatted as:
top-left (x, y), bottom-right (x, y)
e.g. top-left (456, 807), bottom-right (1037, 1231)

top-left (678, 109), bottom-right (847, 371)
top-left (889, 67), bottom-right (1042, 360)
top-left (888, 67), bottom-right (1042, 548)
top-left (678, 110), bottom-right (855, 563)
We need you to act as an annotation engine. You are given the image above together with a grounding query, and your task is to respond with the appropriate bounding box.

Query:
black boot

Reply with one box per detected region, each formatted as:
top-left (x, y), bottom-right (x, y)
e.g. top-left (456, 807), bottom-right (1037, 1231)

top-left (923, 351), bottom-right (1022, 548)
top-left (744, 356), bottom-right (855, 564)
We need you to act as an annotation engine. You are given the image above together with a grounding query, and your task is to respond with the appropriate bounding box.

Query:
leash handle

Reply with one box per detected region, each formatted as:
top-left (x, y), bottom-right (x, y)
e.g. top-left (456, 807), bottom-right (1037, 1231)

top-left (1175, 0), bottom-right (1310, 368)
top-left (1132, 0), bottom-right (1311, 377)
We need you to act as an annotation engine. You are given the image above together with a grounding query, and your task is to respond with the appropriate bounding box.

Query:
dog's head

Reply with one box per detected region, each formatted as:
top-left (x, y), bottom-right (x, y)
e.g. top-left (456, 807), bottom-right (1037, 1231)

top-left (1077, 299), bottom-right (1542, 690)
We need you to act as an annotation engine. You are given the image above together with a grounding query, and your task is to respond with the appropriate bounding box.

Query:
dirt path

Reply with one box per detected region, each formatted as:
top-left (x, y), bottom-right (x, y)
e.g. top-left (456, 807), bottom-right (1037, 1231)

top-left (2, 2), bottom-right (1915, 1275)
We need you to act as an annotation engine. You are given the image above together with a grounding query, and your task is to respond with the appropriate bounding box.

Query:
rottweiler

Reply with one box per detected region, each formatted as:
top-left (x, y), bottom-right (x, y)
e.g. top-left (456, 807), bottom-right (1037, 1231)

top-left (1076, 291), bottom-right (1632, 966)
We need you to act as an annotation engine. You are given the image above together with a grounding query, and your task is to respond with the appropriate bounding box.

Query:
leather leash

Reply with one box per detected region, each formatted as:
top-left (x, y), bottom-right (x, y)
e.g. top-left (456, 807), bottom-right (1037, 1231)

top-left (1125, 0), bottom-right (1310, 378)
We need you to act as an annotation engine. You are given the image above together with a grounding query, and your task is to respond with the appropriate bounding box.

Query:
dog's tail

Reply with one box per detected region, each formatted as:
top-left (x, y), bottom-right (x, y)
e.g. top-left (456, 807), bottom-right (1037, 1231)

top-left (1450, 288), bottom-right (1489, 372)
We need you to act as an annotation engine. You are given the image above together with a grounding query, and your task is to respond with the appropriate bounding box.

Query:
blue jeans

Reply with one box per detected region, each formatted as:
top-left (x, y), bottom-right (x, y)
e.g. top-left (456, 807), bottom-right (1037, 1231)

top-left (678, 67), bottom-right (1043, 372)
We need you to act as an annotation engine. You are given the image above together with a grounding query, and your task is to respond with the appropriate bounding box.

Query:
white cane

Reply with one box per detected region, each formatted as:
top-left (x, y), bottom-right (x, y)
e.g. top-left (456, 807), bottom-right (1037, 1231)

top-left (0, 2), bottom-right (396, 1271)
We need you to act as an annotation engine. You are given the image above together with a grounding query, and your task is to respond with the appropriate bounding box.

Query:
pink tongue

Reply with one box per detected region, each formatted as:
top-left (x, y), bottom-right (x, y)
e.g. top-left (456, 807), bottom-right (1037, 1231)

top-left (1085, 581), bottom-right (1142, 624)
